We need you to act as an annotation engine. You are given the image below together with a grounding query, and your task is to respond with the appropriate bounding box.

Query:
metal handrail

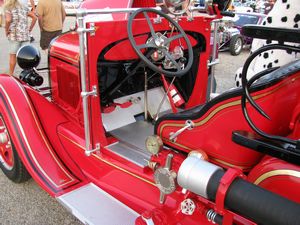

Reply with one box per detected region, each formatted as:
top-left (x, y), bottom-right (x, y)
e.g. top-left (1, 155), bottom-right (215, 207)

top-left (68, 4), bottom-right (209, 17)
top-left (69, 7), bottom-right (160, 17)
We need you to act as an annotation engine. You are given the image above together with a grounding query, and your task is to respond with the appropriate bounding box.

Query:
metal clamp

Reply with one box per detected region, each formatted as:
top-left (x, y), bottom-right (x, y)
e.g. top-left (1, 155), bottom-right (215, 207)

top-left (77, 27), bottom-right (95, 34)
top-left (85, 143), bottom-right (100, 156)
top-left (169, 120), bottom-right (194, 142)
top-left (81, 85), bottom-right (98, 98)
top-left (207, 58), bottom-right (220, 67)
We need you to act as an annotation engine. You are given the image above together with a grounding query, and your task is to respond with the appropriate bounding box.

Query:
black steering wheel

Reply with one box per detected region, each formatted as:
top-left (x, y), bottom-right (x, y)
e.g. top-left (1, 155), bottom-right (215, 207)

top-left (127, 8), bottom-right (193, 77)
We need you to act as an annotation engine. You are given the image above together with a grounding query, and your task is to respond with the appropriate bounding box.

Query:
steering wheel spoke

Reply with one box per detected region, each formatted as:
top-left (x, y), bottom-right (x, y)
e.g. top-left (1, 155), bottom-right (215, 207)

top-left (137, 43), bottom-right (158, 50)
top-left (161, 48), bottom-right (181, 71)
top-left (143, 12), bottom-right (158, 39)
top-left (165, 33), bottom-right (184, 45)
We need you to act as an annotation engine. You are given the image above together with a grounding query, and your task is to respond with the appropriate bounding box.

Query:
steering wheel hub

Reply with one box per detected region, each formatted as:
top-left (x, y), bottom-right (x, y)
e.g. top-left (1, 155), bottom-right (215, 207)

top-left (154, 34), bottom-right (167, 48)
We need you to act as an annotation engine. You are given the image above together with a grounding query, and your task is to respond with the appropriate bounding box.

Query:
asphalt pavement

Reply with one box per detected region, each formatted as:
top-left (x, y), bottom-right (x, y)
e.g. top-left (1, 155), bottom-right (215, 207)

top-left (0, 16), bottom-right (249, 225)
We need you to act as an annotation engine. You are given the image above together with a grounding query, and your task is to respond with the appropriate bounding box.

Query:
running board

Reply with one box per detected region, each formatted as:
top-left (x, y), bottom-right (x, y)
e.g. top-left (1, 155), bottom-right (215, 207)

top-left (57, 183), bottom-right (139, 225)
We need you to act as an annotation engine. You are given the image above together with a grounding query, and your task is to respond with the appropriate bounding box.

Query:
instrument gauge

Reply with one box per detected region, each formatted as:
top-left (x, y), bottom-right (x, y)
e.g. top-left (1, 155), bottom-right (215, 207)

top-left (145, 135), bottom-right (163, 155)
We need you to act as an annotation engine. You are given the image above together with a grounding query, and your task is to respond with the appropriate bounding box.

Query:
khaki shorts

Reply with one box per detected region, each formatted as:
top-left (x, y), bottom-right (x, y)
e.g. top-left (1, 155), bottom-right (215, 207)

top-left (9, 40), bottom-right (30, 54)
top-left (0, 12), bottom-right (3, 27)
top-left (40, 30), bottom-right (62, 50)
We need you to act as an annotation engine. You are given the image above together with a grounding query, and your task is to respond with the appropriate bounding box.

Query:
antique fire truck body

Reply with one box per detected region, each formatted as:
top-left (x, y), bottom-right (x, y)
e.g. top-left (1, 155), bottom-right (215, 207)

top-left (0, 0), bottom-right (300, 224)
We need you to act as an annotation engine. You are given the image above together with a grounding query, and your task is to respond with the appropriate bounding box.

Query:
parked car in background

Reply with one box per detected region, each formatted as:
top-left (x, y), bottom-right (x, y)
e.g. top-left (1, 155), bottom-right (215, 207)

top-left (218, 12), bottom-right (266, 55)
top-left (256, 0), bottom-right (275, 14)
top-left (229, 0), bottom-right (253, 13)
top-left (233, 12), bottom-right (266, 45)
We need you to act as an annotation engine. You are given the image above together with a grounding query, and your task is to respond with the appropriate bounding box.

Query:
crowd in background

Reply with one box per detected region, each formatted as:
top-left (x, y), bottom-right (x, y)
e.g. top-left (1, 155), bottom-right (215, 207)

top-left (0, 0), bottom-right (66, 75)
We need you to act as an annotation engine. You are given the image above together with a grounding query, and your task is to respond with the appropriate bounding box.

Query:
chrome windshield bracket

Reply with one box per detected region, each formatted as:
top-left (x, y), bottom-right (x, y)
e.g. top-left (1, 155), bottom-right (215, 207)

top-left (77, 26), bottom-right (95, 34)
top-left (81, 85), bottom-right (98, 98)
top-left (77, 11), bottom-right (99, 157)
top-left (85, 143), bottom-right (100, 156)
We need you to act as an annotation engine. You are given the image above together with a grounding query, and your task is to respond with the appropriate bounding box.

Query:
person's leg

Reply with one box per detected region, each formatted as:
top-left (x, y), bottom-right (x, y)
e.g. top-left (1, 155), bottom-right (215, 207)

top-left (8, 40), bottom-right (20, 76)
top-left (40, 30), bottom-right (62, 52)
top-left (40, 30), bottom-right (49, 50)
top-left (40, 30), bottom-right (49, 54)
top-left (9, 54), bottom-right (16, 76)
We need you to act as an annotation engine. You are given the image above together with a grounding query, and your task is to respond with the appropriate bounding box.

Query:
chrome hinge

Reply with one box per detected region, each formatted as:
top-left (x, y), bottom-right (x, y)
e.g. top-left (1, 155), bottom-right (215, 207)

top-left (81, 85), bottom-right (98, 98)
top-left (85, 143), bottom-right (100, 156)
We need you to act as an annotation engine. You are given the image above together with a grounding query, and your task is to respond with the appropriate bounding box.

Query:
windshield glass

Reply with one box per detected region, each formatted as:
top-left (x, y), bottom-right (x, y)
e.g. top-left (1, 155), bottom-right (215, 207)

top-left (233, 14), bottom-right (259, 26)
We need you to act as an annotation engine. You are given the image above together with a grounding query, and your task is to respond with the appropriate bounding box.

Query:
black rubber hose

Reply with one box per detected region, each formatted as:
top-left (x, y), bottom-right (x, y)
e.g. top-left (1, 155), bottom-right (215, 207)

top-left (207, 170), bottom-right (300, 225)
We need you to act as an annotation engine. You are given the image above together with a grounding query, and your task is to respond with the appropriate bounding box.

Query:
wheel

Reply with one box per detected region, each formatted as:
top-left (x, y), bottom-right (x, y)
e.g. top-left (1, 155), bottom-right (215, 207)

top-left (0, 117), bottom-right (31, 183)
top-left (230, 35), bottom-right (243, 56)
top-left (127, 8), bottom-right (193, 77)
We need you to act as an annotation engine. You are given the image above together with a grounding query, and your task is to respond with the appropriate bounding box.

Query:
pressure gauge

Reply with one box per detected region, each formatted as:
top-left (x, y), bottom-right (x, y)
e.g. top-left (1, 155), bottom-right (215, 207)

top-left (145, 135), bottom-right (163, 155)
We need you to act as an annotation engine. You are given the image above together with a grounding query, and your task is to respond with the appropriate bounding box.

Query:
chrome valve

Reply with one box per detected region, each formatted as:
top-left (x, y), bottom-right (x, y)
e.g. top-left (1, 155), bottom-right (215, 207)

top-left (154, 154), bottom-right (177, 204)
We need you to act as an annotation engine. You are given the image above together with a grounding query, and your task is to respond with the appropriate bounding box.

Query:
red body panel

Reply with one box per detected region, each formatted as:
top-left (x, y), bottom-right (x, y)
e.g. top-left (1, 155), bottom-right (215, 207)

top-left (248, 156), bottom-right (300, 203)
top-left (157, 71), bottom-right (300, 170)
top-left (81, 0), bottom-right (133, 20)
top-left (50, 32), bottom-right (80, 66)
top-left (0, 75), bottom-right (82, 196)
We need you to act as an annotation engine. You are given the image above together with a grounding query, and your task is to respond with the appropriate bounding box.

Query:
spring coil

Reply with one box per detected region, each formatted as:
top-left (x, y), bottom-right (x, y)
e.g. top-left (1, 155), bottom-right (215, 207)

top-left (206, 209), bottom-right (217, 224)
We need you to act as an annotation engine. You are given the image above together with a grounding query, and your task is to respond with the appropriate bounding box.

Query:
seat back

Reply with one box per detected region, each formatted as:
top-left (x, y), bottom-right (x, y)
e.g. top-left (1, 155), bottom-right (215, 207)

top-left (155, 60), bottom-right (300, 171)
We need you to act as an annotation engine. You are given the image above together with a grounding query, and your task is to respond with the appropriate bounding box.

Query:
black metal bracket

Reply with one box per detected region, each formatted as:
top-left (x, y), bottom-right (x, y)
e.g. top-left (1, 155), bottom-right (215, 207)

top-left (232, 131), bottom-right (300, 166)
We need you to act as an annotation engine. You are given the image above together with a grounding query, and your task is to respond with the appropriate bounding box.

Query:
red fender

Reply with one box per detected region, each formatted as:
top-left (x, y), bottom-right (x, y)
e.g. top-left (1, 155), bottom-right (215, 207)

top-left (0, 74), bottom-right (82, 196)
top-left (248, 156), bottom-right (300, 203)
top-left (25, 84), bottom-right (87, 183)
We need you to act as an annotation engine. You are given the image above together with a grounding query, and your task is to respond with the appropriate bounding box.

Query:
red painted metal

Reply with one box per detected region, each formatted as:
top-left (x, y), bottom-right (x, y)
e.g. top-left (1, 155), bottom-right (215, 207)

top-left (50, 32), bottom-right (80, 66)
top-left (156, 71), bottom-right (300, 171)
top-left (81, 0), bottom-right (134, 20)
top-left (0, 1), bottom-right (299, 224)
top-left (0, 117), bottom-right (14, 169)
top-left (248, 156), bottom-right (300, 203)
top-left (0, 75), bottom-right (81, 196)
top-left (215, 168), bottom-right (245, 215)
